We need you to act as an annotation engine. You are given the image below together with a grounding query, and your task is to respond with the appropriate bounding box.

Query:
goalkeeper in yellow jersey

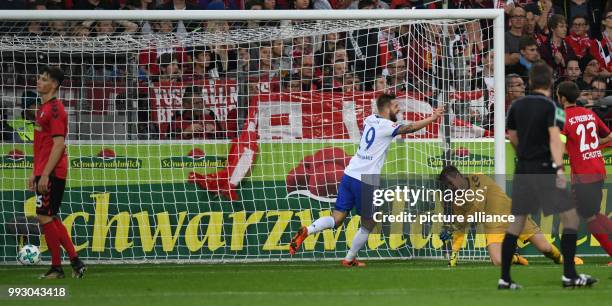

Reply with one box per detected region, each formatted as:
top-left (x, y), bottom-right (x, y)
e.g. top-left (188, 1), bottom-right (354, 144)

top-left (437, 165), bottom-right (583, 267)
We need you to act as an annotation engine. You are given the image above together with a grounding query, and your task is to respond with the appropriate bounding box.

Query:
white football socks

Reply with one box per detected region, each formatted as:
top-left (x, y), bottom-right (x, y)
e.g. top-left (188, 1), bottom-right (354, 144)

top-left (306, 216), bottom-right (335, 235)
top-left (345, 226), bottom-right (371, 261)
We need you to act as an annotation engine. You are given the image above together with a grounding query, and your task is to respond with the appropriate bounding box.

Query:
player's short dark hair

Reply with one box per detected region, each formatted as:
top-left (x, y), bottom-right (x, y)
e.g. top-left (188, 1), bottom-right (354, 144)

top-left (438, 165), bottom-right (461, 184)
top-left (376, 93), bottom-right (396, 112)
top-left (519, 36), bottom-right (537, 50)
top-left (557, 81), bottom-right (580, 104)
top-left (528, 61), bottom-right (553, 90)
top-left (548, 14), bottom-right (567, 32)
top-left (41, 66), bottom-right (64, 89)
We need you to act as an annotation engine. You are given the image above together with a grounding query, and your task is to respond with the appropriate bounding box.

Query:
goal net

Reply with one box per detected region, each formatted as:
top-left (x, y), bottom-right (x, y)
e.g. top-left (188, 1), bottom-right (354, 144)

top-left (0, 10), bottom-right (505, 263)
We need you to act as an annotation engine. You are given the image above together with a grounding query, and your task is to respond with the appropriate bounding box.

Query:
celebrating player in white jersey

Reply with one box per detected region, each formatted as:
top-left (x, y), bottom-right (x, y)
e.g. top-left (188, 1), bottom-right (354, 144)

top-left (289, 94), bottom-right (444, 266)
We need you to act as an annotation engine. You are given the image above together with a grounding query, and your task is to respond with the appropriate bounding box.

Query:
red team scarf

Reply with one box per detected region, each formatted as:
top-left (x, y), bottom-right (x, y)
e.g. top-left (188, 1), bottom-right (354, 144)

top-left (565, 33), bottom-right (592, 58)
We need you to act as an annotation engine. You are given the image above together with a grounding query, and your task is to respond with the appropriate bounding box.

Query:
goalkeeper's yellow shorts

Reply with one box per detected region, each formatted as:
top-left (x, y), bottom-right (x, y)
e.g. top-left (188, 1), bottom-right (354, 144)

top-left (485, 217), bottom-right (541, 246)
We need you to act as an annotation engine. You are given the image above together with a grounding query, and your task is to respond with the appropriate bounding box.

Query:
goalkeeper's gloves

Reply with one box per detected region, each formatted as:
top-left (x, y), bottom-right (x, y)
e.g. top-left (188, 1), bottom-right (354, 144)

top-left (439, 225), bottom-right (453, 242)
top-left (448, 251), bottom-right (458, 267)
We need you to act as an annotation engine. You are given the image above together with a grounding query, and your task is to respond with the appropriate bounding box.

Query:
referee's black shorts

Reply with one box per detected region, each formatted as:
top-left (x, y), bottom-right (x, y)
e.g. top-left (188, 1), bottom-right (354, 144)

top-left (34, 176), bottom-right (66, 216)
top-left (571, 180), bottom-right (604, 218)
top-left (511, 160), bottom-right (573, 216)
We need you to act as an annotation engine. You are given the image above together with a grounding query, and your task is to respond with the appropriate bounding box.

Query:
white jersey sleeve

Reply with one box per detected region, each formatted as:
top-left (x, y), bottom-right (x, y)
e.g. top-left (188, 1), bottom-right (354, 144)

top-left (344, 115), bottom-right (402, 181)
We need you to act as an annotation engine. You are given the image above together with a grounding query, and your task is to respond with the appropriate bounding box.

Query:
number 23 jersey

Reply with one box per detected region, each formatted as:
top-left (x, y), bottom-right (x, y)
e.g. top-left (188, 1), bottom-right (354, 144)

top-left (562, 105), bottom-right (609, 183)
top-left (344, 115), bottom-right (402, 181)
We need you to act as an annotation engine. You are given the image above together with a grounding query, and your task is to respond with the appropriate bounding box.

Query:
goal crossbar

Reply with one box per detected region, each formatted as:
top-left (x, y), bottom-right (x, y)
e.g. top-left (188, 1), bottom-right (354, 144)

top-left (0, 9), bottom-right (505, 21)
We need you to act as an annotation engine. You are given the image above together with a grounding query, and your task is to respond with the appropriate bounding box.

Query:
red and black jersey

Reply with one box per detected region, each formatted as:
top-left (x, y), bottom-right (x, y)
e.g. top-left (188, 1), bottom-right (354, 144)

top-left (34, 97), bottom-right (68, 179)
top-left (563, 105), bottom-right (609, 183)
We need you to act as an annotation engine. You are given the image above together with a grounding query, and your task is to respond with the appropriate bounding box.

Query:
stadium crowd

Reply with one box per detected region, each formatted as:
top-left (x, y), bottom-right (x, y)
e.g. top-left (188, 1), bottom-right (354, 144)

top-left (1, 0), bottom-right (612, 142)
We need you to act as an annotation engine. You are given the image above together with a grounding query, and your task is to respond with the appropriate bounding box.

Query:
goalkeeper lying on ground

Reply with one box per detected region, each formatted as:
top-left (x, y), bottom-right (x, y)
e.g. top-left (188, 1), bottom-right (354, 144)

top-left (438, 165), bottom-right (583, 267)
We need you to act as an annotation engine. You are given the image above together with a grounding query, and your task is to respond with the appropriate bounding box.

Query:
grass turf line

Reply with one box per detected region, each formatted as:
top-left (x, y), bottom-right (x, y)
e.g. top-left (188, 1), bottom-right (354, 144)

top-left (0, 257), bottom-right (610, 306)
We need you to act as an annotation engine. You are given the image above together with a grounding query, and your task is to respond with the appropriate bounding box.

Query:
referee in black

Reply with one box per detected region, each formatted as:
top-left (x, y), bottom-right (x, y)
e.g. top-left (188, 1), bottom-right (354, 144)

top-left (499, 61), bottom-right (597, 289)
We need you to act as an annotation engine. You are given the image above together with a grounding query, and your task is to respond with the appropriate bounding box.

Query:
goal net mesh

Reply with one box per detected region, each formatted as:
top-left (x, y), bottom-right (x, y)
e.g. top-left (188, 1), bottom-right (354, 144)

top-left (0, 17), bottom-right (497, 263)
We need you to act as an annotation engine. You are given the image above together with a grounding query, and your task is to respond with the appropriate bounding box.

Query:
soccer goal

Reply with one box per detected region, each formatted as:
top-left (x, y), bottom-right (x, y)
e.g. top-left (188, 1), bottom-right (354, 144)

top-left (0, 9), bottom-right (506, 263)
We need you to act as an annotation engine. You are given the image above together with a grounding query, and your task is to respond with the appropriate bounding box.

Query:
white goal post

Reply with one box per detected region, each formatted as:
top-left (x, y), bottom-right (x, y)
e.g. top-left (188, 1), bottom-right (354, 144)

top-left (0, 9), bottom-right (506, 263)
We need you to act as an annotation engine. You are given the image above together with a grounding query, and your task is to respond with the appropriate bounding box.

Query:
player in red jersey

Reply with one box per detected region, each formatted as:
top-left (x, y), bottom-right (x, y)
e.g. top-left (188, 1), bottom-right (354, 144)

top-left (28, 66), bottom-right (86, 279)
top-left (558, 81), bottom-right (612, 266)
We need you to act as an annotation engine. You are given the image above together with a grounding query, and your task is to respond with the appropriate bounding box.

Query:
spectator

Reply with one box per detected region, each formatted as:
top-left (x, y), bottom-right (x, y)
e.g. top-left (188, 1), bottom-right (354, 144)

top-left (186, 46), bottom-right (221, 81)
top-left (386, 57), bottom-right (407, 94)
top-left (539, 14), bottom-right (576, 78)
top-left (565, 15), bottom-right (592, 59)
top-left (172, 86), bottom-right (220, 140)
top-left (125, 0), bottom-right (155, 10)
top-left (71, 24), bottom-right (91, 37)
top-left (156, 0), bottom-right (199, 33)
top-left (524, 0), bottom-right (561, 34)
top-left (263, 0), bottom-right (277, 9)
top-left (157, 53), bottom-right (182, 82)
top-left (31, 0), bottom-right (47, 10)
top-left (589, 76), bottom-right (608, 103)
top-left (27, 21), bottom-right (45, 36)
top-left (48, 20), bottom-right (70, 36)
top-left (316, 32), bottom-right (343, 67)
top-left (505, 73), bottom-right (526, 111)
top-left (206, 22), bottom-right (238, 74)
top-left (349, 0), bottom-right (388, 9)
top-left (505, 6), bottom-right (527, 67)
top-left (507, 36), bottom-right (540, 79)
top-left (91, 20), bottom-right (139, 36)
top-left (246, 0), bottom-right (264, 9)
top-left (138, 20), bottom-right (189, 78)
top-left (272, 39), bottom-right (292, 76)
top-left (282, 73), bottom-right (303, 93)
top-left (257, 42), bottom-right (278, 78)
top-left (198, 0), bottom-right (244, 10)
top-left (343, 2), bottom-right (381, 90)
top-left (565, 59), bottom-right (582, 82)
top-left (578, 54), bottom-right (599, 90)
top-left (590, 8), bottom-right (612, 73)
top-left (296, 54), bottom-right (320, 91)
top-left (473, 50), bottom-right (494, 126)
top-left (292, 36), bottom-right (314, 58)
top-left (124, 0), bottom-right (155, 34)
top-left (378, 26), bottom-right (404, 67)
top-left (75, 0), bottom-right (120, 9)
top-left (374, 74), bottom-right (389, 94)
top-left (322, 59), bottom-right (347, 92)
top-left (343, 73), bottom-right (361, 93)
top-left (556, 0), bottom-right (605, 38)
top-left (290, 0), bottom-right (313, 9)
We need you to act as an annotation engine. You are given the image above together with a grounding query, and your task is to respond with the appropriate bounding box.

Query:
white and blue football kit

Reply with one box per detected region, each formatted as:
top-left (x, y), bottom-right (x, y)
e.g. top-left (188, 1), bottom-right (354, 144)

top-left (335, 115), bottom-right (402, 216)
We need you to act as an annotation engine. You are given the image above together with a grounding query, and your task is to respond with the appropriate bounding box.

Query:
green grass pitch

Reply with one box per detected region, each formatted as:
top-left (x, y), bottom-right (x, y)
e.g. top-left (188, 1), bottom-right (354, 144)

top-left (1, 257), bottom-right (610, 306)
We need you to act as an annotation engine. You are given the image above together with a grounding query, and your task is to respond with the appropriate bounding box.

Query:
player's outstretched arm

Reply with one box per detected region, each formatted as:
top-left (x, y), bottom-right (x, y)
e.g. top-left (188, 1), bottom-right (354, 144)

top-left (395, 107), bottom-right (444, 135)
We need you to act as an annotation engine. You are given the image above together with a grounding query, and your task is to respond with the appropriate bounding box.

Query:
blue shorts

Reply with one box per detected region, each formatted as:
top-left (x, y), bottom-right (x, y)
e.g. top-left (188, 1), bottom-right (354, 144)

top-left (334, 174), bottom-right (375, 217)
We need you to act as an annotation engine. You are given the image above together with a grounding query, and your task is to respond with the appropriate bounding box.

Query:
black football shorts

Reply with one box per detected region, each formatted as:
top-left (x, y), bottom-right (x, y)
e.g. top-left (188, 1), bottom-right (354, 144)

top-left (511, 161), bottom-right (573, 216)
top-left (34, 176), bottom-right (66, 216)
